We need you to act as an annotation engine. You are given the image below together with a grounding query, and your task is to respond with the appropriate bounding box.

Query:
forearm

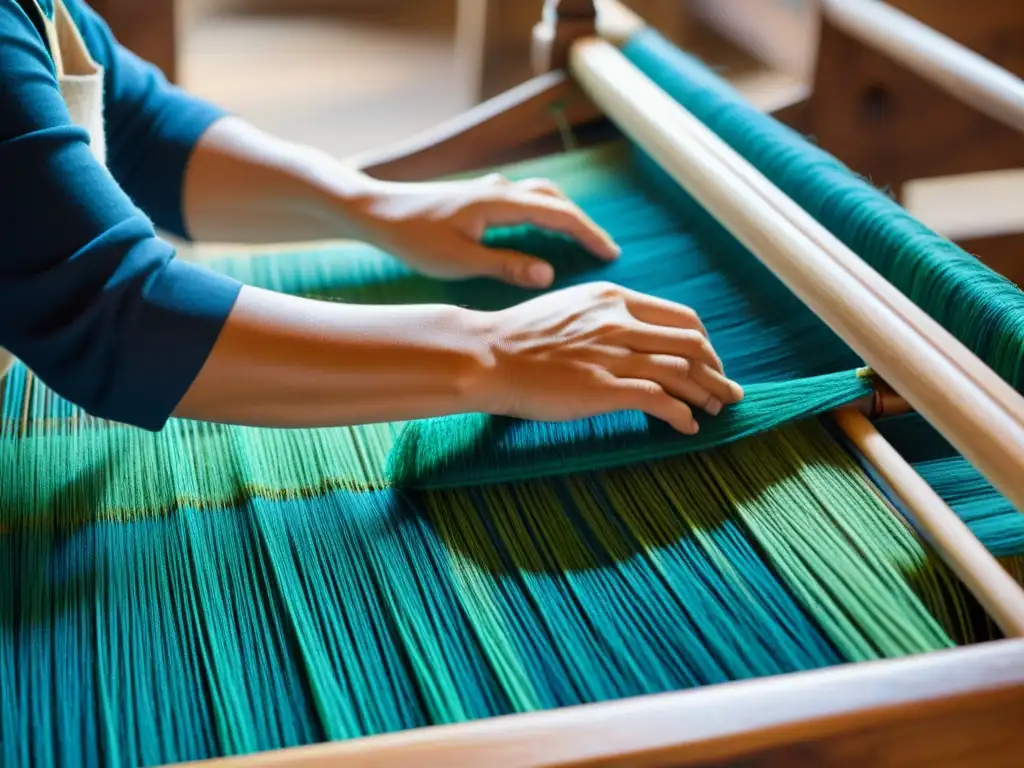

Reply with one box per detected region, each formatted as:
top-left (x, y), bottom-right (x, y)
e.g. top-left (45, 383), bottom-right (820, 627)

top-left (182, 117), bottom-right (378, 244)
top-left (173, 285), bottom-right (496, 427)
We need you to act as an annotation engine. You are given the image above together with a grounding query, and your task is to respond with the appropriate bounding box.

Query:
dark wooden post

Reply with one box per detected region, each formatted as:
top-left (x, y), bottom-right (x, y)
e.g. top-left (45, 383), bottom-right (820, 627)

top-left (532, 0), bottom-right (598, 75)
top-left (90, 0), bottom-right (178, 84)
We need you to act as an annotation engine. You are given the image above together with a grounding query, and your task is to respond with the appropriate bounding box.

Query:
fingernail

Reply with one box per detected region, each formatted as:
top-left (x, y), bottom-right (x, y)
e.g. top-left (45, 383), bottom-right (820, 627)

top-left (706, 398), bottom-right (722, 416)
top-left (684, 420), bottom-right (699, 435)
top-left (527, 262), bottom-right (554, 287)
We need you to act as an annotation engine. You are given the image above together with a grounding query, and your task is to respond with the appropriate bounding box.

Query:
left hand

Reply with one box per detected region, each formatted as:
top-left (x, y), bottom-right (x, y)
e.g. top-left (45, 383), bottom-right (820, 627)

top-left (354, 173), bottom-right (621, 289)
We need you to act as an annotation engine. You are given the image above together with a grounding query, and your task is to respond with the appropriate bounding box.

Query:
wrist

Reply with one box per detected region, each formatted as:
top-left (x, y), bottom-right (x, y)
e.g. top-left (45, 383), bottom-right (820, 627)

top-left (442, 306), bottom-right (504, 415)
top-left (286, 148), bottom-right (384, 239)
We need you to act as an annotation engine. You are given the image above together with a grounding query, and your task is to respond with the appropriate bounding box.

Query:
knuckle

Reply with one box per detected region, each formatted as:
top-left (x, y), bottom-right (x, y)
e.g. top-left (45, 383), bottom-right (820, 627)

top-left (670, 357), bottom-right (691, 378)
top-left (500, 259), bottom-right (527, 282)
top-left (634, 380), bottom-right (665, 399)
top-left (520, 177), bottom-right (559, 193)
top-left (680, 305), bottom-right (700, 322)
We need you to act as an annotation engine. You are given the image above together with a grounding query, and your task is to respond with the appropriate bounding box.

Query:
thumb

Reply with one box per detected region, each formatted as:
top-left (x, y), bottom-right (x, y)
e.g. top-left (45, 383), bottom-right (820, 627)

top-left (471, 245), bottom-right (555, 289)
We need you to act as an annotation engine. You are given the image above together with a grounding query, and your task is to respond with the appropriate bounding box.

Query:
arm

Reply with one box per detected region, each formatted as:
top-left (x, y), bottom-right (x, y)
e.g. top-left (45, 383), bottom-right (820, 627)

top-left (175, 282), bottom-right (741, 435)
top-left (182, 116), bottom-right (619, 289)
top-left (69, 0), bottom-right (617, 288)
top-left (0, 0), bottom-right (239, 430)
top-left (0, 1), bottom-right (739, 435)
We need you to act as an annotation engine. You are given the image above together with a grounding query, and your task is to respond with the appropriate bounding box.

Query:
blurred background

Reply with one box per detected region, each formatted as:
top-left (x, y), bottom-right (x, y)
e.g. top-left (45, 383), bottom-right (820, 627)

top-left (94, 0), bottom-right (1021, 253)
top-left (146, 0), bottom-right (818, 159)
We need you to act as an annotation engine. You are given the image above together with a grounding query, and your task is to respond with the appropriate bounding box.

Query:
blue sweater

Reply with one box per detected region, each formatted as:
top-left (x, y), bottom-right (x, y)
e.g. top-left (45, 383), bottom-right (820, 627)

top-left (0, 0), bottom-right (242, 430)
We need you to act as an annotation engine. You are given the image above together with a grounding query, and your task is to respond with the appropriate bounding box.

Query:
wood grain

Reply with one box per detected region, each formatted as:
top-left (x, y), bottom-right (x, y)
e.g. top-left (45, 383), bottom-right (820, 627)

top-left (350, 71), bottom-right (602, 181)
top-left (175, 640), bottom-right (1024, 767)
top-left (807, 0), bottom-right (1024, 192)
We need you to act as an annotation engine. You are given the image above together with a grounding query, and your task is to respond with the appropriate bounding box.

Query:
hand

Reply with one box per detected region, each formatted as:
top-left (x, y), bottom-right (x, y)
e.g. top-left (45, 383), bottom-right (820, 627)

top-left (356, 173), bottom-right (621, 289)
top-left (470, 282), bottom-right (744, 434)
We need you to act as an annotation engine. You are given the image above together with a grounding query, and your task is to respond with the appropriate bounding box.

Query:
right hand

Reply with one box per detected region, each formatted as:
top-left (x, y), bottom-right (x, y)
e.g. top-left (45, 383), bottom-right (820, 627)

top-left (471, 282), bottom-right (744, 434)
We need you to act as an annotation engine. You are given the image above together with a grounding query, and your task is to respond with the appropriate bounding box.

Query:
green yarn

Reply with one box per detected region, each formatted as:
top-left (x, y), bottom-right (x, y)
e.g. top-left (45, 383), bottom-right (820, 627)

top-left (0, 416), bottom-right (976, 767)
top-left (387, 369), bottom-right (873, 489)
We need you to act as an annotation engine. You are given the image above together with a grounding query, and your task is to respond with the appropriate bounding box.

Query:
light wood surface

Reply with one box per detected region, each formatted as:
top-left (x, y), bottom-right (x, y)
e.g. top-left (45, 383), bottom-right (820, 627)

top-left (821, 0), bottom-right (1024, 134)
top-left (176, 639), bottom-right (1024, 767)
top-left (569, 36), bottom-right (1024, 511)
top-left (834, 408), bottom-right (1024, 638)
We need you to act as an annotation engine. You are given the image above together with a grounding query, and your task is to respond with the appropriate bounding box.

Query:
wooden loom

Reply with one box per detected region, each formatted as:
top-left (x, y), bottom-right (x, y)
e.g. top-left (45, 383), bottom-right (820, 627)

top-left (186, 2), bottom-right (1024, 766)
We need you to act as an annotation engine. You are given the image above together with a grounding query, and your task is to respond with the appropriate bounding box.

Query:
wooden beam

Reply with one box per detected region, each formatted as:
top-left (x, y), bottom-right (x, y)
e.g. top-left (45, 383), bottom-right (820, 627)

top-left (90, 0), bottom-right (178, 83)
top-left (834, 408), bottom-right (1024, 639)
top-left (350, 71), bottom-right (603, 181)
top-left (806, 0), bottom-right (1024, 194)
top-left (821, 0), bottom-right (1024, 133)
top-left (175, 640), bottom-right (1024, 767)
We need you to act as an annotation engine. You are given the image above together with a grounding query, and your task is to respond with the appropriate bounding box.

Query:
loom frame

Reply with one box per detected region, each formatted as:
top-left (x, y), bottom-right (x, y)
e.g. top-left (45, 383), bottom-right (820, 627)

top-left (181, 3), bottom-right (1024, 766)
top-left (183, 638), bottom-right (1024, 767)
top-left (356, 0), bottom-right (1024, 285)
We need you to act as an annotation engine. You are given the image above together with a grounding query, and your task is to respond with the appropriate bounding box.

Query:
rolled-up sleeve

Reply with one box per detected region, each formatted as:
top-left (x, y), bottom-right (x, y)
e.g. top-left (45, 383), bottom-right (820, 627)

top-left (0, 1), bottom-right (242, 431)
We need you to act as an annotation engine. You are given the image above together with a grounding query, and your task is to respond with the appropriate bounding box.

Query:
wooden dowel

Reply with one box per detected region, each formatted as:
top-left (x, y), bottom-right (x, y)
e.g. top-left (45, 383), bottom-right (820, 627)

top-left (568, 37), bottom-right (1024, 511)
top-left (820, 0), bottom-right (1024, 133)
top-left (628, 35), bottom-right (1024, 435)
top-left (834, 408), bottom-right (1024, 638)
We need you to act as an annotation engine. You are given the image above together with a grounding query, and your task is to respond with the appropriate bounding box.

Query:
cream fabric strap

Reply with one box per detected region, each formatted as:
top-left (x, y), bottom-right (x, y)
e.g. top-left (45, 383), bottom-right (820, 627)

top-left (0, 0), bottom-right (107, 380)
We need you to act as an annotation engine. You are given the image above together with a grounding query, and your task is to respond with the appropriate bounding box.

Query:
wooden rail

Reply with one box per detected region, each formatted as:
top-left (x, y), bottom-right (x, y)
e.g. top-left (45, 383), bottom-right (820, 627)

top-left (179, 640), bottom-right (1024, 767)
top-left (821, 0), bottom-right (1024, 133)
top-left (569, 37), bottom-right (1024, 512)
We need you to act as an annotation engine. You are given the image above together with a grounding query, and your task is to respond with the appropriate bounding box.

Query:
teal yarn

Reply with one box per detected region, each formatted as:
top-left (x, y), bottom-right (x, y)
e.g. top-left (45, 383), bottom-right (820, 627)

top-left (872, 414), bottom-right (1024, 558)
top-left (387, 369), bottom-right (873, 489)
top-left (622, 29), bottom-right (1024, 393)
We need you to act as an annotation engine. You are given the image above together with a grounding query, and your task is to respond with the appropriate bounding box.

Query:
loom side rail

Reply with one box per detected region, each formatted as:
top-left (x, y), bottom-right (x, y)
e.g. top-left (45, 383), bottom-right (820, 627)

top-left (348, 71), bottom-right (603, 182)
top-left (175, 639), bottom-right (1024, 768)
top-left (820, 0), bottom-right (1024, 134)
top-left (834, 408), bottom-right (1024, 638)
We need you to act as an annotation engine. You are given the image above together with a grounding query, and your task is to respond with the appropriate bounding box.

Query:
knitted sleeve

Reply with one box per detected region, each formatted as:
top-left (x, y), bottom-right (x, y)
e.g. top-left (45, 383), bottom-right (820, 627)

top-left (0, 0), bottom-right (242, 430)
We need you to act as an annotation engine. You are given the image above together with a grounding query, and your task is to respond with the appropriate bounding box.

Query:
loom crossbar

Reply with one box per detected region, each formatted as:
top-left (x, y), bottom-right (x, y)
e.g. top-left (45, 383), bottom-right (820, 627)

top-left (568, 36), bottom-right (1024, 513)
top-left (821, 0), bottom-right (1024, 133)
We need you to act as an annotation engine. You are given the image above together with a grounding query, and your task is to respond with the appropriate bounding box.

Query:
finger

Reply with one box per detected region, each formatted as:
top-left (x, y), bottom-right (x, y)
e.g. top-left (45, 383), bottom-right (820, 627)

top-left (479, 197), bottom-right (620, 261)
top-left (512, 186), bottom-right (618, 262)
top-left (620, 325), bottom-right (724, 374)
top-left (470, 245), bottom-right (556, 289)
top-left (617, 354), bottom-right (723, 415)
top-left (622, 289), bottom-right (709, 337)
top-left (691, 362), bottom-right (745, 406)
top-left (610, 379), bottom-right (698, 434)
